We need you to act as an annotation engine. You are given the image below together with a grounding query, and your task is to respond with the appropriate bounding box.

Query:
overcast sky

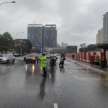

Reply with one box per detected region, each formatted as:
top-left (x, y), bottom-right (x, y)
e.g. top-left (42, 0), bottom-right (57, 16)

top-left (0, 0), bottom-right (107, 45)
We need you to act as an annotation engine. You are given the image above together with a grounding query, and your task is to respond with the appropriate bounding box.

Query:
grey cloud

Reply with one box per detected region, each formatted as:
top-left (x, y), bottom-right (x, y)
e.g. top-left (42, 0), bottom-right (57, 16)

top-left (57, 0), bottom-right (108, 45)
top-left (0, 0), bottom-right (107, 45)
top-left (17, 0), bottom-right (43, 11)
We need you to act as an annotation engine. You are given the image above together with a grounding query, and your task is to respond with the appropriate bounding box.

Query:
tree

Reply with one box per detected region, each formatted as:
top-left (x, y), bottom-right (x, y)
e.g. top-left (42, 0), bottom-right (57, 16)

top-left (3, 32), bottom-right (14, 49)
top-left (0, 34), bottom-right (3, 51)
top-left (0, 32), bottom-right (14, 52)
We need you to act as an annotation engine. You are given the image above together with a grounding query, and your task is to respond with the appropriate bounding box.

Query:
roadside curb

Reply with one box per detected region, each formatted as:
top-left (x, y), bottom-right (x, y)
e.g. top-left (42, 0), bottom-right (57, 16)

top-left (67, 58), bottom-right (107, 75)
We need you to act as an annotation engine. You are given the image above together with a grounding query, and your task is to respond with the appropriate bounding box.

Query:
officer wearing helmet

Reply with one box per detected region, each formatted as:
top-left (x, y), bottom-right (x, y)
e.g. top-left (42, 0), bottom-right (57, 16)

top-left (39, 53), bottom-right (47, 77)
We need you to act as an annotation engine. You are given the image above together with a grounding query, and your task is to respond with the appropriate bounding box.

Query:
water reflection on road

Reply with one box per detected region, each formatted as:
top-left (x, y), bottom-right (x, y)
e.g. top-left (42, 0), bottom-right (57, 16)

top-left (1, 60), bottom-right (108, 108)
top-left (40, 77), bottom-right (47, 99)
top-left (49, 66), bottom-right (56, 84)
top-left (25, 63), bottom-right (57, 99)
top-left (100, 73), bottom-right (108, 88)
top-left (23, 62), bottom-right (108, 101)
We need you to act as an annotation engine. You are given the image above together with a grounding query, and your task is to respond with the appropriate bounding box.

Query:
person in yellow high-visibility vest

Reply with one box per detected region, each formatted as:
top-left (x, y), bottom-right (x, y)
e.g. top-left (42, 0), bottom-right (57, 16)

top-left (39, 53), bottom-right (47, 77)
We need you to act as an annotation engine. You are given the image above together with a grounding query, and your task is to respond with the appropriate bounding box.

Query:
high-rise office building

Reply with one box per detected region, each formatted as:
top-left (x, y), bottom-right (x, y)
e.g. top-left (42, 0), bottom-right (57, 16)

top-left (96, 29), bottom-right (103, 44)
top-left (44, 24), bottom-right (57, 48)
top-left (27, 24), bottom-right (57, 51)
top-left (27, 24), bottom-right (43, 50)
top-left (103, 12), bottom-right (108, 43)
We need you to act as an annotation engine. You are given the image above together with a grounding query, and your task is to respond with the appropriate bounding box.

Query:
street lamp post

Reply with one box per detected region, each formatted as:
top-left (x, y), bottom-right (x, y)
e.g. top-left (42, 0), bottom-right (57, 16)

top-left (42, 27), bottom-right (44, 53)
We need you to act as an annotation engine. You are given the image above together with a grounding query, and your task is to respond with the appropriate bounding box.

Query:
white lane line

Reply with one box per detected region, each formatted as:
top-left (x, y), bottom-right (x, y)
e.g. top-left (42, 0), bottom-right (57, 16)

top-left (72, 75), bottom-right (99, 81)
top-left (54, 103), bottom-right (58, 108)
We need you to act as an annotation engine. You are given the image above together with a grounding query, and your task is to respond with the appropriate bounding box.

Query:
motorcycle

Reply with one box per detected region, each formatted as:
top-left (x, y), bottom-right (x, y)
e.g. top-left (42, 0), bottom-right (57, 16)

top-left (59, 57), bottom-right (65, 69)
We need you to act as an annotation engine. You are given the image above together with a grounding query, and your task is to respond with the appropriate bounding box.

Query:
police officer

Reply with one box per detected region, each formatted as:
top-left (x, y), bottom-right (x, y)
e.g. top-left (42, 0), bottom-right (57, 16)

top-left (39, 53), bottom-right (47, 77)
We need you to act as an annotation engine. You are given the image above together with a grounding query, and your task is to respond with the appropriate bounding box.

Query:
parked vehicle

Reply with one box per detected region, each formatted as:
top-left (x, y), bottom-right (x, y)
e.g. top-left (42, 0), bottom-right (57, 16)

top-left (0, 54), bottom-right (15, 64)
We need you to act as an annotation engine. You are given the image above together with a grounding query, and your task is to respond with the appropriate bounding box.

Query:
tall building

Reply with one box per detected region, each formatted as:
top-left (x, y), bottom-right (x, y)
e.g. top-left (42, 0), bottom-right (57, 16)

top-left (27, 24), bottom-right (57, 52)
top-left (44, 24), bottom-right (57, 48)
top-left (27, 24), bottom-right (43, 51)
top-left (103, 12), bottom-right (108, 43)
top-left (96, 29), bottom-right (103, 44)
top-left (61, 42), bottom-right (68, 48)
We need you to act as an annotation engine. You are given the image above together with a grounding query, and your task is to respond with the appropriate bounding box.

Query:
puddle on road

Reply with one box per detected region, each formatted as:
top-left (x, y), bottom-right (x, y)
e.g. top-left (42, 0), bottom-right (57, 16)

top-left (100, 73), bottom-right (108, 88)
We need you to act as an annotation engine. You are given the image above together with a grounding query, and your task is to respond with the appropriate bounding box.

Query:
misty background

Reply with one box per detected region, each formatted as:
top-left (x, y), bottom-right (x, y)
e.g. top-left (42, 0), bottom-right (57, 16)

top-left (0, 0), bottom-right (107, 45)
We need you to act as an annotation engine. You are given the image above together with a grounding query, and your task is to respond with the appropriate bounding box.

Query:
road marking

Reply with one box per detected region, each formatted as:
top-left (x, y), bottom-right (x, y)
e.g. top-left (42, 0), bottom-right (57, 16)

top-left (72, 75), bottom-right (99, 81)
top-left (54, 103), bottom-right (58, 108)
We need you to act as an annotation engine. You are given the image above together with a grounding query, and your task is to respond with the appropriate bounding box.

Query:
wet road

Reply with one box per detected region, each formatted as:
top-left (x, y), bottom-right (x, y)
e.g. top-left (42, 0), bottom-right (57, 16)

top-left (0, 58), bottom-right (108, 108)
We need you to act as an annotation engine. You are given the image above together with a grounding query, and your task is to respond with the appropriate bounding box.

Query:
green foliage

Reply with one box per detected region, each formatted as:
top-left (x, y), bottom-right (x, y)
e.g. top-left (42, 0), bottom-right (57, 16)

top-left (0, 32), bottom-right (14, 51)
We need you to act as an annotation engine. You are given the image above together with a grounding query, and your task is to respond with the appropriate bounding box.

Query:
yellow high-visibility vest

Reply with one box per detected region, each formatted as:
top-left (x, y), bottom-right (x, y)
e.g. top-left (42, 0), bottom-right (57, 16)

top-left (39, 55), bottom-right (47, 71)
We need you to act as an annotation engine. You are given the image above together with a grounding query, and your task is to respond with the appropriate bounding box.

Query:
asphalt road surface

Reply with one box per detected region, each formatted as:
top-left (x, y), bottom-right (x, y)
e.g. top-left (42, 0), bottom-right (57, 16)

top-left (0, 58), bottom-right (108, 108)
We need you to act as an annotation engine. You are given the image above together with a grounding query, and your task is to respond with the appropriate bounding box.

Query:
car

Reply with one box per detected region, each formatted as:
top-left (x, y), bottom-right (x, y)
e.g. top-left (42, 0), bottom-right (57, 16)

top-left (24, 53), bottom-right (40, 64)
top-left (13, 53), bottom-right (21, 57)
top-left (47, 54), bottom-right (58, 60)
top-left (0, 54), bottom-right (15, 64)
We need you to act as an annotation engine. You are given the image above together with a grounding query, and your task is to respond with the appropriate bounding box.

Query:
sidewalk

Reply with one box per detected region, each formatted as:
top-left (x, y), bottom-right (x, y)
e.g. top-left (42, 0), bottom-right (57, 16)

top-left (67, 58), bottom-right (108, 75)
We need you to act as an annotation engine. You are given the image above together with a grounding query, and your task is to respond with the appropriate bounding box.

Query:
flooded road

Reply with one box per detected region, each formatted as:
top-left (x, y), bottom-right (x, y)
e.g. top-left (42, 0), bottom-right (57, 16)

top-left (0, 58), bottom-right (108, 108)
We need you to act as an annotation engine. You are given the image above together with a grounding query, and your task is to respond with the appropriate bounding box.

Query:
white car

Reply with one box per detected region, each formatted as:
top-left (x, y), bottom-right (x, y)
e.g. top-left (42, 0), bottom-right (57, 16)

top-left (0, 54), bottom-right (15, 64)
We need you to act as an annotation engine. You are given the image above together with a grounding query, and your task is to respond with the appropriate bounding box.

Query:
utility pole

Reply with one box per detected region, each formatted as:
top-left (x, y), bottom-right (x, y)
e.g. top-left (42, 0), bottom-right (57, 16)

top-left (42, 26), bottom-right (44, 53)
